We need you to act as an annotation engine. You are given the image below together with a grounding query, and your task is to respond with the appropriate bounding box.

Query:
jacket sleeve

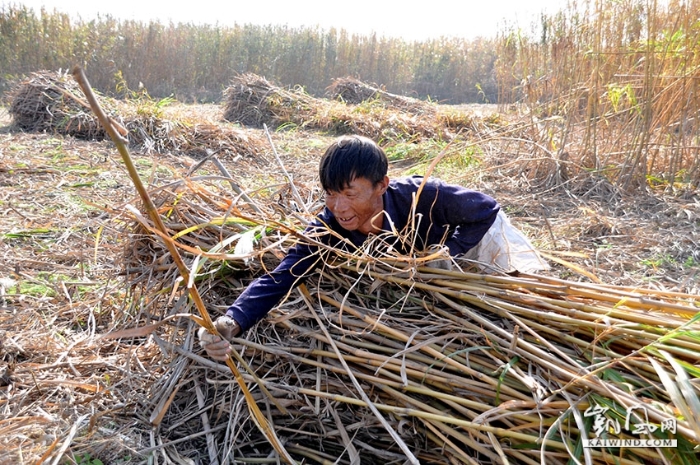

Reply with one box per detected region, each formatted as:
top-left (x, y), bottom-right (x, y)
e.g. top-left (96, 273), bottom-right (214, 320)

top-left (423, 180), bottom-right (500, 256)
top-left (224, 225), bottom-right (325, 333)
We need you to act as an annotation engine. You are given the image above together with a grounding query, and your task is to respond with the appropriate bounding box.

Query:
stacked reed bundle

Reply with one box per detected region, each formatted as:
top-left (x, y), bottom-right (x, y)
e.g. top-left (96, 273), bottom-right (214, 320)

top-left (327, 77), bottom-right (436, 116)
top-left (7, 69), bottom-right (115, 139)
top-left (123, 175), bottom-right (700, 465)
top-left (7, 70), bottom-right (261, 160)
top-left (327, 77), bottom-right (382, 104)
top-left (221, 73), bottom-right (454, 141)
top-left (6, 69), bottom-right (477, 153)
top-left (222, 73), bottom-right (324, 128)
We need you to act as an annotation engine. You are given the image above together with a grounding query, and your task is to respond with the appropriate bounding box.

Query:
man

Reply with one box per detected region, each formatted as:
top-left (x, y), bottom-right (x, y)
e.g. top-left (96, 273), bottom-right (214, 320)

top-left (199, 135), bottom-right (548, 360)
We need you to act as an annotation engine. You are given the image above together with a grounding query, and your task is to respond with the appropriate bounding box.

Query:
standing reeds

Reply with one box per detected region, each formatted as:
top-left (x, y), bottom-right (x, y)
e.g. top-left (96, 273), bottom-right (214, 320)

top-left (0, 4), bottom-right (499, 104)
top-left (497, 0), bottom-right (700, 192)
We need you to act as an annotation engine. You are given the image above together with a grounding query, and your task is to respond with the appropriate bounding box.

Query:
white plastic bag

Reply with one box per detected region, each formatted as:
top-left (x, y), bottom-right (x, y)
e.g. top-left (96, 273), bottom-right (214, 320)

top-left (462, 211), bottom-right (549, 274)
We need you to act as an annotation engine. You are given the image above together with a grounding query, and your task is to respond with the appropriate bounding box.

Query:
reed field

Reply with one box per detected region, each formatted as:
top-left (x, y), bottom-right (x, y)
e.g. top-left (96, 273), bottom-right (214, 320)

top-left (1, 1), bottom-right (700, 464)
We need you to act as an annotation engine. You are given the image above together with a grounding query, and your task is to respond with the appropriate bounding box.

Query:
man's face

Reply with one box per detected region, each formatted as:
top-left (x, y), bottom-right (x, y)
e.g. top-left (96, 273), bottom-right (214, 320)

top-left (325, 176), bottom-right (389, 235)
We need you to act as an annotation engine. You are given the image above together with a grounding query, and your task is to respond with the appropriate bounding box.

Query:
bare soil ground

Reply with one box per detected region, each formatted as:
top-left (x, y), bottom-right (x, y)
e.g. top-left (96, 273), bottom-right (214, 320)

top-left (0, 103), bottom-right (698, 463)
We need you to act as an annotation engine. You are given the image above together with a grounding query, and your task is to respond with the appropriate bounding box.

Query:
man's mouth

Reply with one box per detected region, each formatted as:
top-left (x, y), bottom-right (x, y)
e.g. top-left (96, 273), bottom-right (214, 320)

top-left (337, 216), bottom-right (354, 223)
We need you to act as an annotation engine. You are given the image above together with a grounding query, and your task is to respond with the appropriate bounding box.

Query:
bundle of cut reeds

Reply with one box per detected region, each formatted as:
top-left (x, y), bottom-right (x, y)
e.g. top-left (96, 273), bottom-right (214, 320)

top-left (7, 69), bottom-right (115, 138)
top-left (122, 174), bottom-right (700, 465)
top-left (328, 77), bottom-right (436, 116)
top-left (221, 73), bottom-right (453, 141)
top-left (222, 73), bottom-right (324, 128)
top-left (7, 70), bottom-right (262, 160)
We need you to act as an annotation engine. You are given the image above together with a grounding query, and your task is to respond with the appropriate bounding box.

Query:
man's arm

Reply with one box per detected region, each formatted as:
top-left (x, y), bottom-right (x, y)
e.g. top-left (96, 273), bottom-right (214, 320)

top-left (199, 245), bottom-right (318, 361)
top-left (198, 217), bottom-right (339, 360)
top-left (417, 179), bottom-right (500, 256)
top-left (224, 241), bottom-right (321, 332)
top-left (443, 206), bottom-right (499, 256)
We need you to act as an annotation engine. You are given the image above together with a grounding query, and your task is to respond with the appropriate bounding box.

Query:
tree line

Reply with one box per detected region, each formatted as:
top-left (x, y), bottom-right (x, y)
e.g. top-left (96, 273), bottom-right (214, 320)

top-left (0, 4), bottom-right (501, 104)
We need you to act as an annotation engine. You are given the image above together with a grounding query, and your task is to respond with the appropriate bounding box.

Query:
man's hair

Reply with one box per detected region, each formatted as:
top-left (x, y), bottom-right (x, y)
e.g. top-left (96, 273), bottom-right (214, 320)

top-left (319, 135), bottom-right (388, 192)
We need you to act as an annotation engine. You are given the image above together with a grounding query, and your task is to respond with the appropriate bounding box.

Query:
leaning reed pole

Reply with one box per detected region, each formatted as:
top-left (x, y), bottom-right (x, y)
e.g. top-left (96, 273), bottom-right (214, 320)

top-left (71, 66), bottom-right (297, 464)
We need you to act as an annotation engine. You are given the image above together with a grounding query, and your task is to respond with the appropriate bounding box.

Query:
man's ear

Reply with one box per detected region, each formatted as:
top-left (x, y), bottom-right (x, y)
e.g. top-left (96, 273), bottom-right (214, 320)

top-left (379, 175), bottom-right (390, 193)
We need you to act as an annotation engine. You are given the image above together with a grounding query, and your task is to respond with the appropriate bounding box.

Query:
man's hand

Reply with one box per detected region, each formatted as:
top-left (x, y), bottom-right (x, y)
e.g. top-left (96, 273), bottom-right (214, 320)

top-left (197, 315), bottom-right (241, 362)
top-left (424, 244), bottom-right (453, 271)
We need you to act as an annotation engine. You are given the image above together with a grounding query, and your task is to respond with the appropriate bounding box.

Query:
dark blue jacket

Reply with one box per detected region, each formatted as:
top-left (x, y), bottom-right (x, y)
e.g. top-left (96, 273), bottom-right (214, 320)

top-left (226, 176), bottom-right (499, 331)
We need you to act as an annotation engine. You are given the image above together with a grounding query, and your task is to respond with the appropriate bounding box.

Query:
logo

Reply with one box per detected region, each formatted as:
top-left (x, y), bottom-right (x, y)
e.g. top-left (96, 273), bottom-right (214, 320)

top-left (582, 403), bottom-right (677, 448)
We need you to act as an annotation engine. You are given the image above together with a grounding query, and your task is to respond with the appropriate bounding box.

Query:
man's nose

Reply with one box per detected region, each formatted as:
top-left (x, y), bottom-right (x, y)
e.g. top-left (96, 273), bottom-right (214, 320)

top-left (327, 195), bottom-right (347, 211)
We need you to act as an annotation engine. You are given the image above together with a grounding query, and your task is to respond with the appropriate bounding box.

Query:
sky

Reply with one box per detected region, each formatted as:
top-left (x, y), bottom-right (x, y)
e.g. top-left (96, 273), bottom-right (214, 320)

top-left (4, 0), bottom-right (571, 41)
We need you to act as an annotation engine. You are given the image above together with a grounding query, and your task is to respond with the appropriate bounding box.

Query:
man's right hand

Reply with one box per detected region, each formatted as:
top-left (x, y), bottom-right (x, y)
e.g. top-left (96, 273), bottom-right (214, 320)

top-left (197, 315), bottom-right (241, 362)
top-left (424, 244), bottom-right (453, 271)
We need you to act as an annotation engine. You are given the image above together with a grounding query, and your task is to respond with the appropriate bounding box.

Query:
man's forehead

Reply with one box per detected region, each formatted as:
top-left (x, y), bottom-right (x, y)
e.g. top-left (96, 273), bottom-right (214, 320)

top-left (328, 176), bottom-right (372, 192)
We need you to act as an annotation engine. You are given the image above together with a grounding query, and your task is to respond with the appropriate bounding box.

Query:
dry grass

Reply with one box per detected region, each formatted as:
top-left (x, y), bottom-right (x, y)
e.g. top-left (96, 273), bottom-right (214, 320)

top-left (1, 79), bottom-right (699, 464)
